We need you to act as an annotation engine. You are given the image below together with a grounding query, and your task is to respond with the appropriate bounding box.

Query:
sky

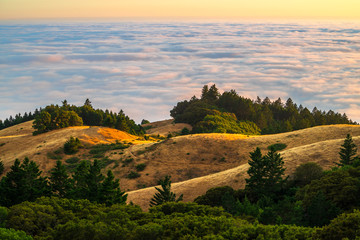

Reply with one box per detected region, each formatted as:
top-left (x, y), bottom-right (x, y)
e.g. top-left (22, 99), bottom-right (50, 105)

top-left (1, 21), bottom-right (360, 123)
top-left (1, 0), bottom-right (360, 20)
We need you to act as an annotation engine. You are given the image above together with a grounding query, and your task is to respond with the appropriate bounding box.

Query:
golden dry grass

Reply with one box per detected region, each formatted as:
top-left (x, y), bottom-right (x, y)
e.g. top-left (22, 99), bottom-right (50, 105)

top-left (0, 121), bottom-right (150, 175)
top-left (126, 124), bottom-right (360, 210)
top-left (1, 120), bottom-right (360, 210)
top-left (142, 119), bottom-right (192, 136)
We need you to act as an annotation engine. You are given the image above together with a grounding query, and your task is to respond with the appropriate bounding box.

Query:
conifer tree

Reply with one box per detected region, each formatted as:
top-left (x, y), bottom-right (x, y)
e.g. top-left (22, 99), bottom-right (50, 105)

top-left (337, 134), bottom-right (359, 166)
top-left (99, 170), bottom-right (127, 206)
top-left (50, 160), bottom-right (72, 198)
top-left (245, 147), bottom-right (287, 200)
top-left (87, 160), bottom-right (104, 202)
top-left (149, 175), bottom-right (183, 207)
top-left (71, 160), bottom-right (90, 199)
top-left (0, 158), bottom-right (50, 206)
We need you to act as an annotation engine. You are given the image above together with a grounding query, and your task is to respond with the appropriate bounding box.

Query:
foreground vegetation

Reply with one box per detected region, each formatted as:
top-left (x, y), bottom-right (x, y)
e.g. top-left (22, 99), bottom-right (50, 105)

top-left (171, 84), bottom-right (356, 134)
top-left (2, 198), bottom-right (360, 240)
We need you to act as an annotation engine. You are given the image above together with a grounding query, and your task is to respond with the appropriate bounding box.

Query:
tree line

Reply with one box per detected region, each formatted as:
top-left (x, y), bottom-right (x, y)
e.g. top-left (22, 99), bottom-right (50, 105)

top-left (0, 109), bottom-right (40, 130)
top-left (0, 99), bottom-right (144, 136)
top-left (171, 84), bottom-right (356, 134)
top-left (32, 99), bottom-right (144, 135)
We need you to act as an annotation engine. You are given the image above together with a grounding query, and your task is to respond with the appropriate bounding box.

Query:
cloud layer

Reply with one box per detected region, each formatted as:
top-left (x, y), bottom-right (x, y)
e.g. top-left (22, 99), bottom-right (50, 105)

top-left (1, 20), bottom-right (360, 123)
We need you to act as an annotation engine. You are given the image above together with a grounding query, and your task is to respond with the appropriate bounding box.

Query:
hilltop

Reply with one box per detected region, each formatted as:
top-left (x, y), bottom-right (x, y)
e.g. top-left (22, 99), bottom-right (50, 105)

top-left (1, 120), bottom-right (360, 210)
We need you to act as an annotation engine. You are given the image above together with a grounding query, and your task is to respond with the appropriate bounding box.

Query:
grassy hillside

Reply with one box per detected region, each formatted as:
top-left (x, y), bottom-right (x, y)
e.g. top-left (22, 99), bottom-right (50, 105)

top-left (1, 120), bottom-right (360, 210)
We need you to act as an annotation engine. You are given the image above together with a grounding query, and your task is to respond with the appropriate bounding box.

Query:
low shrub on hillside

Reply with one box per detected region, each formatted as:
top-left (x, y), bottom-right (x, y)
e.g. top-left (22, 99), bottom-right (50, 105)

top-left (64, 137), bottom-right (82, 154)
top-left (135, 163), bottom-right (146, 172)
top-left (127, 171), bottom-right (140, 179)
top-left (267, 143), bottom-right (287, 151)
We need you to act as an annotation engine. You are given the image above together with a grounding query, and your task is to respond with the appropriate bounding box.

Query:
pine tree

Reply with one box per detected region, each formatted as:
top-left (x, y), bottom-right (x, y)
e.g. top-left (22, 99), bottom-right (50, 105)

top-left (71, 161), bottom-right (90, 199)
top-left (99, 170), bottom-right (127, 206)
top-left (87, 160), bottom-right (104, 202)
top-left (149, 175), bottom-right (183, 207)
top-left (337, 134), bottom-right (359, 166)
top-left (0, 158), bottom-right (50, 207)
top-left (245, 147), bottom-right (287, 200)
top-left (50, 160), bottom-right (72, 198)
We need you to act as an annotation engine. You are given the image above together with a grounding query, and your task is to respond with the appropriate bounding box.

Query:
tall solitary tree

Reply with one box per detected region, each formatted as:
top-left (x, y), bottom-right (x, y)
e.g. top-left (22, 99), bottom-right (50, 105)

top-left (245, 147), bottom-right (287, 200)
top-left (149, 175), bottom-right (183, 207)
top-left (337, 134), bottom-right (359, 166)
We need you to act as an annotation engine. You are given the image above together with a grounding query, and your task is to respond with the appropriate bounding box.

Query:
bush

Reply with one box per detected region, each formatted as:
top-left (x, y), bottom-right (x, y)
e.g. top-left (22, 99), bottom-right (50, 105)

top-left (0, 228), bottom-right (33, 240)
top-left (65, 157), bottom-right (80, 164)
top-left (127, 171), bottom-right (140, 179)
top-left (293, 162), bottom-right (324, 187)
top-left (181, 127), bottom-right (190, 135)
top-left (193, 110), bottom-right (261, 135)
top-left (267, 143), bottom-right (287, 151)
top-left (141, 119), bottom-right (150, 125)
top-left (135, 163), bottom-right (146, 172)
top-left (64, 137), bottom-right (82, 155)
top-left (194, 186), bottom-right (235, 207)
top-left (314, 209), bottom-right (360, 240)
top-left (0, 207), bottom-right (7, 227)
top-left (89, 143), bottom-right (129, 158)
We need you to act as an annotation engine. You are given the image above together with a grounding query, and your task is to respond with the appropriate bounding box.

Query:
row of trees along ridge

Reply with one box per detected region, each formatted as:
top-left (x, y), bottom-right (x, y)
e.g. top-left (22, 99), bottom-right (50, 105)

top-left (32, 99), bottom-right (144, 135)
top-left (171, 84), bottom-right (356, 134)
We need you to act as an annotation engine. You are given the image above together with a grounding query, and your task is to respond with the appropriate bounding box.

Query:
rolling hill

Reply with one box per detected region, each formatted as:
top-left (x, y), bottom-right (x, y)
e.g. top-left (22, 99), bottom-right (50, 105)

top-left (1, 120), bottom-right (360, 210)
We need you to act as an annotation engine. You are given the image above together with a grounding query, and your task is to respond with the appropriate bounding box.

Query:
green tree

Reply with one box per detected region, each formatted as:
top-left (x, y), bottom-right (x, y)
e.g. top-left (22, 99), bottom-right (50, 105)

top-left (86, 159), bottom-right (104, 202)
top-left (314, 209), bottom-right (360, 240)
top-left (149, 175), bottom-right (183, 207)
top-left (64, 137), bottom-right (82, 154)
top-left (293, 162), bottom-right (324, 187)
top-left (141, 119), bottom-right (150, 125)
top-left (0, 228), bottom-right (33, 240)
top-left (32, 111), bottom-right (51, 134)
top-left (50, 160), bottom-right (72, 198)
top-left (245, 147), bottom-right (287, 200)
top-left (194, 186), bottom-right (236, 207)
top-left (84, 98), bottom-right (93, 108)
top-left (296, 167), bottom-right (360, 212)
top-left (305, 191), bottom-right (340, 227)
top-left (337, 133), bottom-right (359, 166)
top-left (99, 170), bottom-right (127, 206)
top-left (71, 161), bottom-right (90, 199)
top-left (0, 158), bottom-right (50, 207)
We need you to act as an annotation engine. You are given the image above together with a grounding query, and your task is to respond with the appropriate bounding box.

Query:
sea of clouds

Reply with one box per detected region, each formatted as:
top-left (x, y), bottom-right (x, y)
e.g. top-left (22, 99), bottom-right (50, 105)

top-left (0, 20), bottom-right (360, 123)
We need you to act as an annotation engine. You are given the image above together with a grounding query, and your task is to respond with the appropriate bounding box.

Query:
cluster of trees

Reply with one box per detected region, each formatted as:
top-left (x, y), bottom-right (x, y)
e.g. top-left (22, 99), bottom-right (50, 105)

top-left (195, 134), bottom-right (360, 228)
top-left (33, 99), bottom-right (144, 135)
top-left (0, 158), bottom-right (127, 207)
top-left (171, 84), bottom-right (356, 134)
top-left (2, 197), bottom-right (360, 239)
top-left (0, 110), bottom-right (40, 130)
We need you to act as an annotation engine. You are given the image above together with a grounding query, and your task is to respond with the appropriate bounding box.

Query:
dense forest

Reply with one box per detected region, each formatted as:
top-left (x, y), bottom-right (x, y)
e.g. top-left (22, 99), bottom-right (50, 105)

top-left (0, 134), bottom-right (360, 239)
top-left (171, 84), bottom-right (356, 134)
top-left (0, 99), bottom-right (144, 136)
